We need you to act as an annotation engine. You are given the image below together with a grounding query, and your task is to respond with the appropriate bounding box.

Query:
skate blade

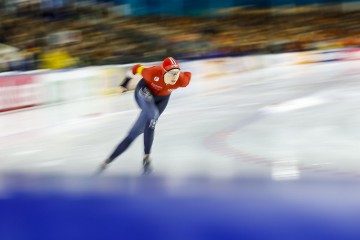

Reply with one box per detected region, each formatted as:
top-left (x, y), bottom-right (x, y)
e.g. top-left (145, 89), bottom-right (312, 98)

top-left (142, 166), bottom-right (153, 176)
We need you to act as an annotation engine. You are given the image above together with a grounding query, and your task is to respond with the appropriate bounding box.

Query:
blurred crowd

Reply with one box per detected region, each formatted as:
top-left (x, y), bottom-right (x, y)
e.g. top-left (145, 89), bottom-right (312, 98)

top-left (0, 2), bottom-right (359, 71)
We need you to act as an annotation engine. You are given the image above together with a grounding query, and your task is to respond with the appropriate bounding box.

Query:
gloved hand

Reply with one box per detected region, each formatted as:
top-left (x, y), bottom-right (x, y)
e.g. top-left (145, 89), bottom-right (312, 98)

top-left (132, 64), bottom-right (142, 75)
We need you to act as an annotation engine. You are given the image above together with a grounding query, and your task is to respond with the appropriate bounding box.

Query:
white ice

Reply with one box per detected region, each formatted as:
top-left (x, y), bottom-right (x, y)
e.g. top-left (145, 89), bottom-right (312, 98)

top-left (1, 60), bottom-right (360, 181)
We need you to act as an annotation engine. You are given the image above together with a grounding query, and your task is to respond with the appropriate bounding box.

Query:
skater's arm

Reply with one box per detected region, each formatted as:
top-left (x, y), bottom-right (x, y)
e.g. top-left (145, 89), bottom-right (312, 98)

top-left (179, 72), bottom-right (191, 87)
top-left (132, 64), bottom-right (146, 75)
top-left (132, 65), bottom-right (161, 84)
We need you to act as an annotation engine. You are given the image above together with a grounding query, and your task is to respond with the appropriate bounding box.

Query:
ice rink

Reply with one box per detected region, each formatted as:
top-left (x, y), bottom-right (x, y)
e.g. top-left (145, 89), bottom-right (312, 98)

top-left (1, 60), bottom-right (360, 239)
top-left (1, 60), bottom-right (360, 180)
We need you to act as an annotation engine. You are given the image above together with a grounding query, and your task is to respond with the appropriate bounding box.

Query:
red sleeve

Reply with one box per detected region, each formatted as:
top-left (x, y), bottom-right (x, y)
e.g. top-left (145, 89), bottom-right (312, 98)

top-left (179, 72), bottom-right (191, 87)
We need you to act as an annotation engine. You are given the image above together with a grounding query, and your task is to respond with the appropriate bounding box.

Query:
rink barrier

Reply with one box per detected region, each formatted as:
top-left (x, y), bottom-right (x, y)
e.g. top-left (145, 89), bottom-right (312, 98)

top-left (296, 48), bottom-right (360, 64)
top-left (0, 74), bottom-right (43, 112)
top-left (0, 48), bottom-right (359, 112)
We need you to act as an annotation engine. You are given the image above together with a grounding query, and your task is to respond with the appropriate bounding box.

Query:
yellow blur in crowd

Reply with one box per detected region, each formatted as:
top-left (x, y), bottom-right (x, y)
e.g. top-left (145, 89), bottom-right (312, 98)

top-left (40, 46), bottom-right (78, 69)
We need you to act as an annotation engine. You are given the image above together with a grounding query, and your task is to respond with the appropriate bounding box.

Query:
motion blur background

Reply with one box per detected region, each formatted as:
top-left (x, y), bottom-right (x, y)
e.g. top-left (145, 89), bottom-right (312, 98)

top-left (0, 0), bottom-right (359, 70)
top-left (1, 1), bottom-right (360, 240)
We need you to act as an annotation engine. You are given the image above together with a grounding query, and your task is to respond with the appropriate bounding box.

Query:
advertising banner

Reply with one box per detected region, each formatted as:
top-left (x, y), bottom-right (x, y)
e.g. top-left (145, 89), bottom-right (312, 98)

top-left (0, 74), bottom-right (42, 112)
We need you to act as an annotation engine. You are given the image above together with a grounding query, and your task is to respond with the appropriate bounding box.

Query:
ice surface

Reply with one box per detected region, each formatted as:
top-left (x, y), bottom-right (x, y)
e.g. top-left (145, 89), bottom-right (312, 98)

top-left (1, 60), bottom-right (360, 181)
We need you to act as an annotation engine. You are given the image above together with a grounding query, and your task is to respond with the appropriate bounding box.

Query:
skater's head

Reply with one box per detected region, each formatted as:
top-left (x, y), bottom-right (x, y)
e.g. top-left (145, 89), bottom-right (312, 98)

top-left (163, 57), bottom-right (180, 85)
top-left (162, 57), bottom-right (180, 71)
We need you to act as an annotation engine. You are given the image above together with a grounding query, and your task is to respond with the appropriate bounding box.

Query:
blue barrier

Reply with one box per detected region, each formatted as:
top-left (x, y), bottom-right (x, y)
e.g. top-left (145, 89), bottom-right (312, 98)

top-left (1, 174), bottom-right (360, 240)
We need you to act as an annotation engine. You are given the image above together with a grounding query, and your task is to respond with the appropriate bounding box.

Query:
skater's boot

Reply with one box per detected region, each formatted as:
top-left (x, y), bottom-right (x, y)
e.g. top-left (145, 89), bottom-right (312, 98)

top-left (142, 155), bottom-right (152, 175)
top-left (95, 158), bottom-right (112, 175)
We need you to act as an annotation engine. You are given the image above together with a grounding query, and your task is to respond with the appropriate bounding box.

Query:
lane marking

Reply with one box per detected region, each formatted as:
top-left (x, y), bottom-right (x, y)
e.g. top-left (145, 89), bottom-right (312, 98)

top-left (261, 96), bottom-right (328, 113)
top-left (12, 150), bottom-right (42, 156)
